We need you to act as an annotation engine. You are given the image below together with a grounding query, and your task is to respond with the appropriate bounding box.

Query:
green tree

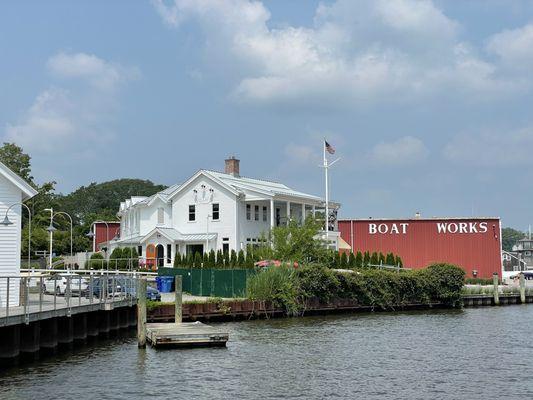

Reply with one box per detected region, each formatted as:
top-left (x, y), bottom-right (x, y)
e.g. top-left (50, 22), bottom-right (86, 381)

top-left (194, 252), bottom-right (202, 267)
top-left (0, 142), bottom-right (33, 184)
top-left (385, 253), bottom-right (395, 265)
top-left (370, 252), bottom-right (379, 266)
top-left (237, 250), bottom-right (245, 267)
top-left (271, 217), bottom-right (330, 264)
top-left (355, 251), bottom-right (363, 268)
top-left (340, 252), bottom-right (348, 268)
top-left (230, 250), bottom-right (237, 267)
top-left (348, 252), bottom-right (356, 267)
top-left (216, 250), bottom-right (223, 267)
top-left (363, 251), bottom-right (370, 267)
top-left (208, 249), bottom-right (216, 268)
top-left (502, 227), bottom-right (525, 252)
top-left (395, 256), bottom-right (403, 268)
top-left (174, 252), bottom-right (182, 267)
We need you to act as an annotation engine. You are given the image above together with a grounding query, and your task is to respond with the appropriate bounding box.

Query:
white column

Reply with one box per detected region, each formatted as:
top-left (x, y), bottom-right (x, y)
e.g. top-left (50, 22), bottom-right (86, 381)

top-left (301, 203), bottom-right (306, 224)
top-left (286, 201), bottom-right (291, 225)
top-left (312, 205), bottom-right (316, 217)
top-left (270, 199), bottom-right (275, 229)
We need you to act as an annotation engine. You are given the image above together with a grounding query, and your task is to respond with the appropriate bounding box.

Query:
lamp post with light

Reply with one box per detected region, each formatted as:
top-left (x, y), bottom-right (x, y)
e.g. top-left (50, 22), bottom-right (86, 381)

top-left (1, 202), bottom-right (32, 269)
top-left (44, 209), bottom-right (74, 269)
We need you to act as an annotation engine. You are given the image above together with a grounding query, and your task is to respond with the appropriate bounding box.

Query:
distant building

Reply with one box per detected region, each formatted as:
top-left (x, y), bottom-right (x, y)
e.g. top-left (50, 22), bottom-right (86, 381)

top-left (338, 216), bottom-right (502, 279)
top-left (92, 221), bottom-right (120, 252)
top-left (110, 157), bottom-right (340, 267)
top-left (511, 237), bottom-right (533, 269)
top-left (0, 161), bottom-right (37, 307)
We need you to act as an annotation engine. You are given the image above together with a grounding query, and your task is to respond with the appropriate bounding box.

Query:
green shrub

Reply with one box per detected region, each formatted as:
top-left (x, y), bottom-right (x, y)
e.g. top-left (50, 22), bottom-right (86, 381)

top-left (246, 263), bottom-right (465, 315)
top-left (247, 266), bottom-right (300, 315)
top-left (86, 252), bottom-right (105, 270)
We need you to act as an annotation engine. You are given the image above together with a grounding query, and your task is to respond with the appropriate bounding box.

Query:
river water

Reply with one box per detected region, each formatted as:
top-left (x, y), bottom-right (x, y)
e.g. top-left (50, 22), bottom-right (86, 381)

top-left (1, 307), bottom-right (533, 400)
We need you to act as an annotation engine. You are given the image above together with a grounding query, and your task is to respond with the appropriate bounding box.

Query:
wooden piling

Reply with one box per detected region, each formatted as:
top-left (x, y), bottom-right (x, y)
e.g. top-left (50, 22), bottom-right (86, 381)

top-left (520, 272), bottom-right (526, 304)
top-left (493, 273), bottom-right (500, 306)
top-left (175, 275), bottom-right (182, 324)
top-left (137, 277), bottom-right (147, 348)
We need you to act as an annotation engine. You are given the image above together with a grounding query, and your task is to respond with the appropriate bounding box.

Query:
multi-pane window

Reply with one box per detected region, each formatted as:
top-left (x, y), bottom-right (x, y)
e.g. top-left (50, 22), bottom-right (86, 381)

top-left (246, 204), bottom-right (251, 220)
top-left (262, 206), bottom-right (267, 222)
top-left (157, 207), bottom-right (165, 224)
top-left (212, 203), bottom-right (220, 220)
top-left (189, 205), bottom-right (196, 221)
top-left (254, 205), bottom-right (259, 221)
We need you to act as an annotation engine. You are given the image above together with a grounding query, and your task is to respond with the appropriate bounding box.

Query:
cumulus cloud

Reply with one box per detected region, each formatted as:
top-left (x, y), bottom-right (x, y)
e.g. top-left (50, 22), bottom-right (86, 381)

top-left (47, 52), bottom-right (139, 91)
top-left (486, 24), bottom-right (533, 69)
top-left (369, 136), bottom-right (429, 165)
top-left (152, 0), bottom-right (529, 108)
top-left (443, 128), bottom-right (533, 166)
top-left (3, 52), bottom-right (136, 155)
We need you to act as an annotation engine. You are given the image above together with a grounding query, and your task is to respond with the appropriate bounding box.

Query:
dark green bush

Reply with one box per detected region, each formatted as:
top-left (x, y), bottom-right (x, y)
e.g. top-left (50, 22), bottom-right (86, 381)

top-left (86, 252), bottom-right (105, 270)
top-left (247, 263), bottom-right (465, 315)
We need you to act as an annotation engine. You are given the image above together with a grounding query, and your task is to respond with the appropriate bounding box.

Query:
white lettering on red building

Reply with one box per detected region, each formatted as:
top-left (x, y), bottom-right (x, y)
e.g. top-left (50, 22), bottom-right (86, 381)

top-left (369, 223), bottom-right (409, 234)
top-left (436, 222), bottom-right (488, 234)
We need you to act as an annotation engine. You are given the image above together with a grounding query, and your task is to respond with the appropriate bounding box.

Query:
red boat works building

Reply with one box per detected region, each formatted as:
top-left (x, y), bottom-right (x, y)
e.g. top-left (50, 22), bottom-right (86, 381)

top-left (338, 217), bottom-right (502, 279)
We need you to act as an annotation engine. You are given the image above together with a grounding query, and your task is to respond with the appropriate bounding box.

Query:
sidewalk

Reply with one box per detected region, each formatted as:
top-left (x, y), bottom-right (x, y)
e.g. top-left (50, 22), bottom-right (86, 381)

top-left (160, 292), bottom-right (237, 303)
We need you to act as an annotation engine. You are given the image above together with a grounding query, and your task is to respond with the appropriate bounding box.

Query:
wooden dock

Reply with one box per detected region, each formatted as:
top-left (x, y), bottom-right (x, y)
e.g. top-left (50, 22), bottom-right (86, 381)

top-left (146, 321), bottom-right (229, 348)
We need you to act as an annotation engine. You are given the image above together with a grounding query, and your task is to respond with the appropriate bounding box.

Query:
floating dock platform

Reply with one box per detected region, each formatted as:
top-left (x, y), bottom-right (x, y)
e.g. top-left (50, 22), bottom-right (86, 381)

top-left (146, 321), bottom-right (228, 348)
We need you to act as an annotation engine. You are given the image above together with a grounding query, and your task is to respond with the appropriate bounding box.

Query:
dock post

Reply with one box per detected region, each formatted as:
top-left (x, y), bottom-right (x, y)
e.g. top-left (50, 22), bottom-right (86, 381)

top-left (175, 275), bottom-right (182, 324)
top-left (137, 277), bottom-right (147, 348)
top-left (493, 273), bottom-right (500, 306)
top-left (520, 272), bottom-right (526, 304)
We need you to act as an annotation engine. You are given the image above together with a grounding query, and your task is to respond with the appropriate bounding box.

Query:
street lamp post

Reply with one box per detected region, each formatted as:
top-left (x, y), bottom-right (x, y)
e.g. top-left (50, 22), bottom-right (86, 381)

top-left (44, 208), bottom-right (56, 269)
top-left (44, 209), bottom-right (74, 269)
top-left (1, 202), bottom-right (32, 269)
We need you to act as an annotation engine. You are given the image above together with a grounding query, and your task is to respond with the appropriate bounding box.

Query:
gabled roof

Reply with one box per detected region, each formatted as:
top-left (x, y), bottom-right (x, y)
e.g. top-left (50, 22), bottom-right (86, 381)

top-left (119, 168), bottom-right (328, 213)
top-left (0, 161), bottom-right (38, 201)
top-left (203, 170), bottom-right (324, 202)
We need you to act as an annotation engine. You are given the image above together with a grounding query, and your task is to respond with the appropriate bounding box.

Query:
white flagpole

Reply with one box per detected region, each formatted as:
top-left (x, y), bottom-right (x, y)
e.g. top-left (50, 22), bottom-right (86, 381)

top-left (324, 139), bottom-right (329, 237)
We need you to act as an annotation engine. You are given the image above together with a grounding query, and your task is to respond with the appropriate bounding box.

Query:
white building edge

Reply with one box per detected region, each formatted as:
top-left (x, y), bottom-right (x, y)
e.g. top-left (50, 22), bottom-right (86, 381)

top-left (0, 161), bottom-right (38, 307)
top-left (109, 157), bottom-right (340, 267)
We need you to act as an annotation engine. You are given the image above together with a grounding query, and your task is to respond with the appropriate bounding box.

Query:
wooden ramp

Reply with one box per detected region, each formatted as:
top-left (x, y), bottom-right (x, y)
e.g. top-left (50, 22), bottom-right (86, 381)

top-left (146, 321), bottom-right (229, 348)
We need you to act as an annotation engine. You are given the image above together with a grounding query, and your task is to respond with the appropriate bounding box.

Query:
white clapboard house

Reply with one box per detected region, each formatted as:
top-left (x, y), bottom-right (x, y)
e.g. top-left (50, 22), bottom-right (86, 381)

top-left (0, 161), bottom-right (38, 307)
top-left (110, 157), bottom-right (340, 267)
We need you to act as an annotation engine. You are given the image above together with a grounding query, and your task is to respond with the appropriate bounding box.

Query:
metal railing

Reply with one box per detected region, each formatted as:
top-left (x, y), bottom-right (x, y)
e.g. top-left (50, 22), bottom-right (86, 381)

top-left (0, 270), bottom-right (154, 327)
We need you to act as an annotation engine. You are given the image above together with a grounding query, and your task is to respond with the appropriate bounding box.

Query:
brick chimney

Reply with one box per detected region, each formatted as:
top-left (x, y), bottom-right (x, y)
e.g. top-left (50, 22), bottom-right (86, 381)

top-left (224, 156), bottom-right (240, 177)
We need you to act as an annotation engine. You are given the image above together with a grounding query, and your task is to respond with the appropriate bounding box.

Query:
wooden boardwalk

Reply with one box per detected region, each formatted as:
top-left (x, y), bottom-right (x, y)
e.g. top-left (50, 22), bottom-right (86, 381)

top-left (146, 321), bottom-right (228, 348)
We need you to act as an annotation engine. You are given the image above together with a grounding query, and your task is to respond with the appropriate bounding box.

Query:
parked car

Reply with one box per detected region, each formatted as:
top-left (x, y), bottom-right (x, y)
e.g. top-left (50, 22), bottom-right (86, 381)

top-left (43, 274), bottom-right (88, 296)
top-left (86, 276), bottom-right (161, 301)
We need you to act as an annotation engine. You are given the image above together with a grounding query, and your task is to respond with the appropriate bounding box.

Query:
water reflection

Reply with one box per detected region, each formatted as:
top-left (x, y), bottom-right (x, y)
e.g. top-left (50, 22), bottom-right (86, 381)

top-left (2, 308), bottom-right (533, 399)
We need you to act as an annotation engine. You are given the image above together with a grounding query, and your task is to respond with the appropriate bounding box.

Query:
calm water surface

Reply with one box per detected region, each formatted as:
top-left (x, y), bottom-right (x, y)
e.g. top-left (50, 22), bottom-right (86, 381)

top-left (1, 307), bottom-right (533, 400)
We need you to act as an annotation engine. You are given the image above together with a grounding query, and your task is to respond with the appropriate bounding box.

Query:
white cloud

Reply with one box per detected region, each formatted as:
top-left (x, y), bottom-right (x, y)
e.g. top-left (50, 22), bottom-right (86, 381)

top-left (47, 52), bottom-right (139, 91)
top-left (443, 128), bottom-right (533, 166)
top-left (153, 0), bottom-right (529, 108)
top-left (284, 143), bottom-right (317, 165)
top-left (486, 24), bottom-right (533, 69)
top-left (3, 52), bottom-right (136, 155)
top-left (369, 136), bottom-right (429, 165)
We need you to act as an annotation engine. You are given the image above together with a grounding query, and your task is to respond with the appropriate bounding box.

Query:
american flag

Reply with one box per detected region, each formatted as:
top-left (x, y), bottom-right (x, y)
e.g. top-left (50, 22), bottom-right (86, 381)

top-left (325, 140), bottom-right (335, 155)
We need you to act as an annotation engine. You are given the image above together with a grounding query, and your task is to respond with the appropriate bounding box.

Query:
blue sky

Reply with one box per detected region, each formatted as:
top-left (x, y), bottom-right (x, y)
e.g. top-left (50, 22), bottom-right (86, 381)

top-left (1, 0), bottom-right (533, 229)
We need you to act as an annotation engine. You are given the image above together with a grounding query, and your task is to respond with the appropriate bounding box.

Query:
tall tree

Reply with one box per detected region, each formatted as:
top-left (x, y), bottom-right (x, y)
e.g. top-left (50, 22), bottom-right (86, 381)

top-left (502, 227), bottom-right (525, 251)
top-left (0, 142), bottom-right (33, 184)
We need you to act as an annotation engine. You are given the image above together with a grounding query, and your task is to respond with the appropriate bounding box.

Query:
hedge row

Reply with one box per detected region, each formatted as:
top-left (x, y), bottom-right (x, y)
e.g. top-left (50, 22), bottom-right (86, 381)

top-left (247, 263), bottom-right (465, 315)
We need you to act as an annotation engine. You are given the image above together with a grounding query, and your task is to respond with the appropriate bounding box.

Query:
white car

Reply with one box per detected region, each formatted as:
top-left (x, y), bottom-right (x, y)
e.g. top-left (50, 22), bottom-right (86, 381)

top-left (43, 274), bottom-right (89, 296)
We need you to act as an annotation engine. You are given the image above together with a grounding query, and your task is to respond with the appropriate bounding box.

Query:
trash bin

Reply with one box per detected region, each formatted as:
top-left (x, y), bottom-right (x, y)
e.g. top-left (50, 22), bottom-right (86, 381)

top-left (159, 276), bottom-right (174, 293)
top-left (155, 276), bottom-right (163, 292)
